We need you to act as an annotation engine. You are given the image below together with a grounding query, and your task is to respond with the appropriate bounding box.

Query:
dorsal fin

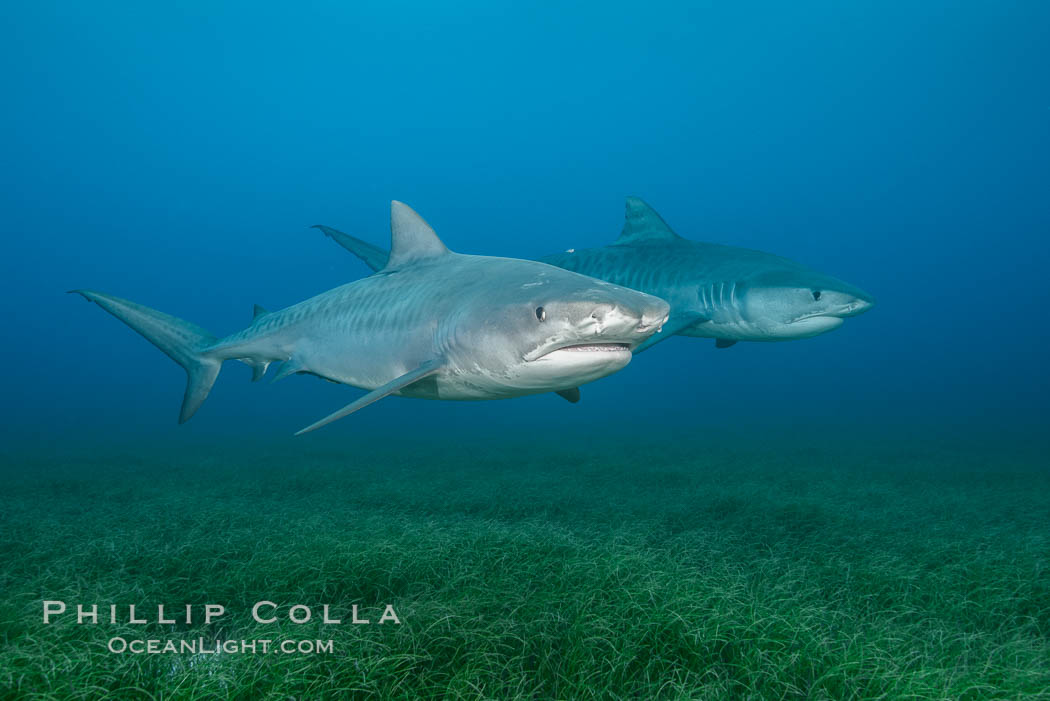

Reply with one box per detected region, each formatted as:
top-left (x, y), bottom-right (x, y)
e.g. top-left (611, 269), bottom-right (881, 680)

top-left (383, 201), bottom-right (451, 270)
top-left (252, 304), bottom-right (269, 320)
top-left (616, 197), bottom-right (682, 245)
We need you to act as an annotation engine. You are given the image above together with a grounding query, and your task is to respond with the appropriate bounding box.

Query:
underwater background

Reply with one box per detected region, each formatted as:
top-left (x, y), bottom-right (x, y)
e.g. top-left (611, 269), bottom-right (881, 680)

top-left (2, 1), bottom-right (1049, 698)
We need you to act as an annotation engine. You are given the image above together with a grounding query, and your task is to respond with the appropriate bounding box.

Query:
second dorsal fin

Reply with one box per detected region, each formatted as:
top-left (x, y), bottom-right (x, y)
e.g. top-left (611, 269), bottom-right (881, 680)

top-left (383, 201), bottom-right (451, 270)
top-left (615, 197), bottom-right (682, 245)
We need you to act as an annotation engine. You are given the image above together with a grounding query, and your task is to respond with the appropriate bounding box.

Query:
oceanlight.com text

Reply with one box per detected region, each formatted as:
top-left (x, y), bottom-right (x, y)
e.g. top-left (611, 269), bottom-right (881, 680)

top-left (107, 637), bottom-right (334, 655)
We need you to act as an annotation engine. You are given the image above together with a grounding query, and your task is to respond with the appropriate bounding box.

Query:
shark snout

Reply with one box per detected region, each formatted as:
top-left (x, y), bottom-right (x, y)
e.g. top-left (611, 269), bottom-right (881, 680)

top-left (587, 297), bottom-right (670, 339)
top-left (805, 280), bottom-right (875, 320)
top-left (639, 297), bottom-right (671, 332)
top-left (842, 299), bottom-right (874, 317)
top-left (837, 291), bottom-right (875, 317)
top-left (635, 308), bottom-right (670, 333)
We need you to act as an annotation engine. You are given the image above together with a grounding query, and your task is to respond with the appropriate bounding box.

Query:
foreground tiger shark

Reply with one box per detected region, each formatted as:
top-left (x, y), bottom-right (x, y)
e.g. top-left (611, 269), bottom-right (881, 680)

top-left (72, 202), bottom-right (669, 433)
top-left (318, 198), bottom-right (874, 353)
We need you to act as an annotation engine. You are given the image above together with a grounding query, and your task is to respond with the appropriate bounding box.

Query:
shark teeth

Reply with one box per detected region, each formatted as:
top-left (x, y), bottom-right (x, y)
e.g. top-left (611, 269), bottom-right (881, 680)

top-left (554, 343), bottom-right (630, 353)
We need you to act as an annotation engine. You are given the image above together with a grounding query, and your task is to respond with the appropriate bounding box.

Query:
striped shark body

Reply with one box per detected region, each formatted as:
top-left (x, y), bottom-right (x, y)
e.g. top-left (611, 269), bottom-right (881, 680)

top-left (72, 202), bottom-right (669, 433)
top-left (318, 198), bottom-right (874, 353)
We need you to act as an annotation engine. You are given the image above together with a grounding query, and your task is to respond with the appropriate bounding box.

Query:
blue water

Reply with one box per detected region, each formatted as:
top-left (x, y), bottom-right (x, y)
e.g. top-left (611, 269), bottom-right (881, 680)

top-left (2, 1), bottom-right (1048, 443)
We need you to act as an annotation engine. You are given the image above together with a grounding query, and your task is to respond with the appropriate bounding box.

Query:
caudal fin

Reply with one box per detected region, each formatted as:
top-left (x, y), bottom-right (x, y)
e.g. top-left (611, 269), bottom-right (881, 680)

top-left (70, 290), bottom-right (221, 423)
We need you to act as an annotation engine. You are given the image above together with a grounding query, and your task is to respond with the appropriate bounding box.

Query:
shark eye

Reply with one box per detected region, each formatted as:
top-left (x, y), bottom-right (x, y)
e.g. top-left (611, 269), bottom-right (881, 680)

top-left (535, 306), bottom-right (546, 322)
top-left (812, 290), bottom-right (822, 301)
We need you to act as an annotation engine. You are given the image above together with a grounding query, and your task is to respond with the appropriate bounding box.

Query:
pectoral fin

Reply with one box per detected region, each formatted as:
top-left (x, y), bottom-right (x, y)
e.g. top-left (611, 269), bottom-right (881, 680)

top-left (295, 359), bottom-right (444, 435)
top-left (715, 339), bottom-right (737, 349)
top-left (556, 388), bottom-right (581, 403)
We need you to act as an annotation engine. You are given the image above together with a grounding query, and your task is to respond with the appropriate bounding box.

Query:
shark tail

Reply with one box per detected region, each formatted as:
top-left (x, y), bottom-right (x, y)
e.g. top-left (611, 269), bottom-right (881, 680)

top-left (70, 289), bottom-right (222, 423)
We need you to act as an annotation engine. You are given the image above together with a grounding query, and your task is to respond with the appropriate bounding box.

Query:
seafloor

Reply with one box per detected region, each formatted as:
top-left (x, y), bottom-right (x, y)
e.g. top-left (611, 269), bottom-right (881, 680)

top-left (1, 426), bottom-right (1047, 699)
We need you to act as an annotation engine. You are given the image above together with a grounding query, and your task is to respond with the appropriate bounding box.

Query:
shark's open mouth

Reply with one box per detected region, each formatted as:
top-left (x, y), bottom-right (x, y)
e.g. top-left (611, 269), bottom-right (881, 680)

top-left (790, 300), bottom-right (873, 324)
top-left (789, 313), bottom-right (832, 323)
top-left (559, 343), bottom-right (631, 352)
top-left (783, 315), bottom-right (845, 335)
top-left (530, 342), bottom-right (632, 361)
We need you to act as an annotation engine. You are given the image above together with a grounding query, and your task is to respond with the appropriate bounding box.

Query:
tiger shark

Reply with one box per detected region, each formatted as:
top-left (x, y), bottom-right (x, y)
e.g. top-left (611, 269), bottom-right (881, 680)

top-left (71, 201), bottom-right (669, 433)
top-left (318, 198), bottom-right (874, 353)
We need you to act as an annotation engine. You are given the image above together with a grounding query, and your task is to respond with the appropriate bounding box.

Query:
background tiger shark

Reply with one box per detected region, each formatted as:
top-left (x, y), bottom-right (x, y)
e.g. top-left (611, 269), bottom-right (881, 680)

top-left (318, 198), bottom-right (875, 353)
top-left (72, 201), bottom-right (669, 433)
